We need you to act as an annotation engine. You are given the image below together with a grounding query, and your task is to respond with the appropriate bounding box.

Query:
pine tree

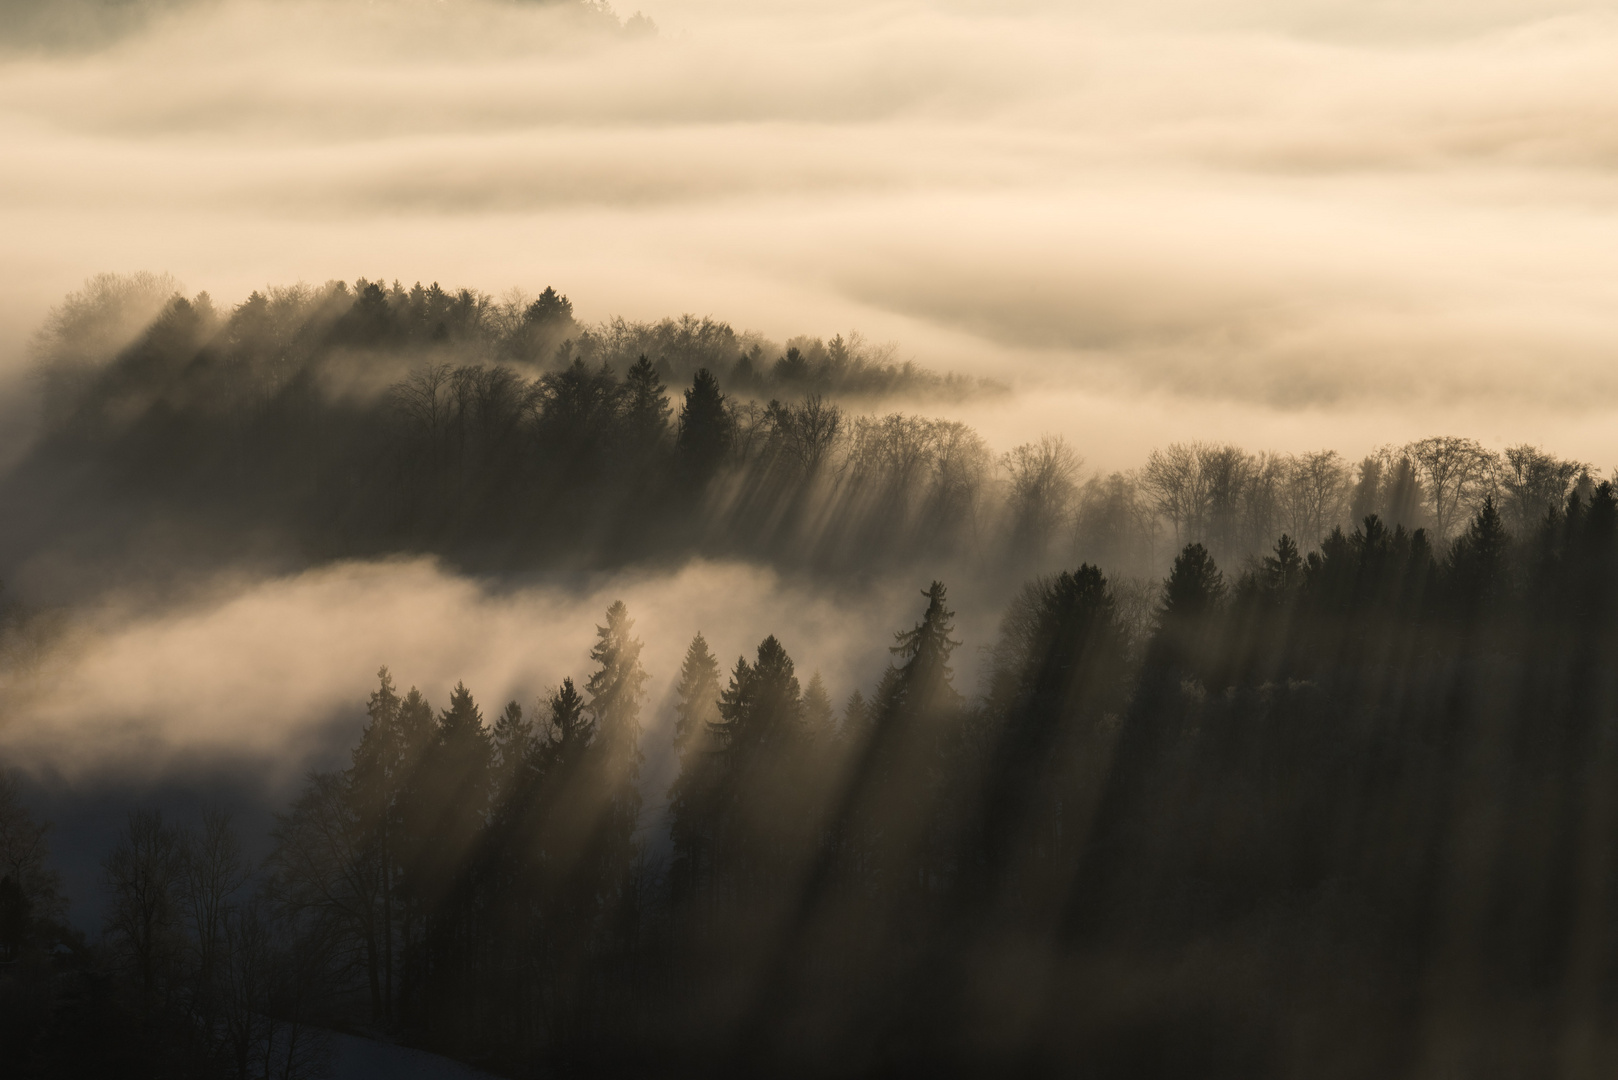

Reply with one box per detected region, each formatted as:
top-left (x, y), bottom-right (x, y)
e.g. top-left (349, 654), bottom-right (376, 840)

top-left (542, 677), bottom-right (594, 765)
top-left (802, 672), bottom-right (835, 742)
top-left (1160, 542), bottom-right (1226, 623)
top-left (981, 566), bottom-right (1128, 908)
top-left (523, 285), bottom-right (573, 327)
top-left (402, 683), bottom-right (490, 918)
top-left (348, 666), bottom-right (405, 1023)
top-left (842, 689), bottom-right (870, 745)
top-left (713, 637), bottom-right (803, 761)
top-left (670, 634), bottom-right (723, 898)
top-left (673, 633), bottom-right (721, 764)
top-left (1263, 534), bottom-right (1303, 595)
top-left (1153, 543), bottom-right (1228, 687)
top-left (880, 581), bottom-right (962, 722)
top-left (587, 601), bottom-right (648, 797)
top-left (857, 582), bottom-right (962, 898)
top-left (490, 700), bottom-right (534, 809)
top-left (676, 369), bottom-right (732, 481)
top-left (585, 602), bottom-right (648, 919)
top-left (710, 637), bottom-right (806, 888)
top-left (1447, 495), bottom-right (1511, 616)
top-left (624, 354), bottom-right (672, 451)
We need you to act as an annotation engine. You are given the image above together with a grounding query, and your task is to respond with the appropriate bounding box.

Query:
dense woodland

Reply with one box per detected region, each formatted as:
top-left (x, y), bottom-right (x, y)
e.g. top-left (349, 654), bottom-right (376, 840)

top-left (5, 277), bottom-right (1618, 1077)
top-left (8, 274), bottom-right (1595, 590)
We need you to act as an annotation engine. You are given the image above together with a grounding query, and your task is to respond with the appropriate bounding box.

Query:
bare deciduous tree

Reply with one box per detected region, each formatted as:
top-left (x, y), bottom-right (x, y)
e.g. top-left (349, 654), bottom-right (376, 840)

top-left (1499, 444), bottom-right (1585, 536)
top-left (1409, 436), bottom-right (1497, 540)
top-left (104, 809), bottom-right (187, 1013)
top-left (1003, 435), bottom-right (1081, 562)
top-left (1284, 450), bottom-right (1350, 548)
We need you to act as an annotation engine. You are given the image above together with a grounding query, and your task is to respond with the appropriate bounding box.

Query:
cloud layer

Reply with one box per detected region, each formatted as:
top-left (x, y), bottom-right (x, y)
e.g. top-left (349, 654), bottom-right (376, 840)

top-left (1, 0), bottom-right (1617, 462)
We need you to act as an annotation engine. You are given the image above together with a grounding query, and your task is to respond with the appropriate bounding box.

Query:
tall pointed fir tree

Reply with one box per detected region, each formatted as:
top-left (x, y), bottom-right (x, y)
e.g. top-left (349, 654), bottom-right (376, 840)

top-left (980, 566), bottom-right (1129, 918)
top-left (348, 666), bottom-right (408, 1024)
top-left (489, 699), bottom-right (534, 810)
top-left (623, 354), bottom-right (672, 455)
top-left (801, 672), bottom-right (836, 743)
top-left (669, 633), bottom-right (722, 900)
top-left (711, 636), bottom-right (805, 890)
top-left (676, 369), bottom-right (733, 483)
top-left (398, 681), bottom-right (490, 1041)
top-left (585, 602), bottom-right (649, 928)
top-left (859, 582), bottom-right (963, 899)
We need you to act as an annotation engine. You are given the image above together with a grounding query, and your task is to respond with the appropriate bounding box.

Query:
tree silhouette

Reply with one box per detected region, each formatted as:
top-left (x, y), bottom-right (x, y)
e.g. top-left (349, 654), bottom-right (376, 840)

top-left (670, 633), bottom-right (722, 899)
top-left (676, 368), bottom-right (733, 482)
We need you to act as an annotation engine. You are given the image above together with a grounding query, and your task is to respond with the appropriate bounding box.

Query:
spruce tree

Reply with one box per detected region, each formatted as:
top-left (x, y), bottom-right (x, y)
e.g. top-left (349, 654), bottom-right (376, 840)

top-left (543, 677), bottom-right (594, 765)
top-left (676, 369), bottom-right (732, 481)
top-left (858, 582), bottom-right (962, 898)
top-left (670, 634), bottom-right (723, 898)
top-left (586, 601), bottom-right (648, 799)
top-left (585, 602), bottom-right (648, 919)
top-left (710, 637), bottom-right (805, 888)
top-left (1263, 534), bottom-right (1303, 595)
top-left (802, 672), bottom-right (835, 742)
top-left (673, 633), bottom-right (721, 764)
top-left (348, 666), bottom-right (405, 1023)
top-left (1447, 495), bottom-right (1511, 616)
top-left (982, 566), bottom-right (1128, 908)
top-left (490, 700), bottom-right (534, 809)
top-left (1152, 542), bottom-right (1227, 687)
top-left (842, 688), bottom-right (870, 745)
top-left (624, 354), bottom-right (672, 451)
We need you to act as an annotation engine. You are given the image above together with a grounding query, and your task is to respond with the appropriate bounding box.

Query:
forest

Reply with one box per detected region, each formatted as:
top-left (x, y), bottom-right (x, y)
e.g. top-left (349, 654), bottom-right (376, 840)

top-left (5, 273), bottom-right (1592, 592)
top-left (4, 276), bottom-right (1618, 1078)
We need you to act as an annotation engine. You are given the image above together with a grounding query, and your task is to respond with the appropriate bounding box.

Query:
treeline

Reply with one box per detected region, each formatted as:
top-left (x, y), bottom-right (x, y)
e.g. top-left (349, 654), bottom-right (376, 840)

top-left (11, 276), bottom-right (1599, 586)
top-left (14, 484), bottom-right (1618, 1075)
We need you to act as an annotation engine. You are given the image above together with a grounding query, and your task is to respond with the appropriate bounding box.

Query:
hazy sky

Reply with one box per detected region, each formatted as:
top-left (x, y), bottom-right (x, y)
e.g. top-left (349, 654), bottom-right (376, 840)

top-left (4, 0), bottom-right (1618, 468)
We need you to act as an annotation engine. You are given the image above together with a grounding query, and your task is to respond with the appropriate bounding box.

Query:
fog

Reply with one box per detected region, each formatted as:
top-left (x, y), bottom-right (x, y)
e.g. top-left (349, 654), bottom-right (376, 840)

top-left (0, 557), bottom-right (991, 779)
top-left (7, 3), bottom-right (1618, 1075)
top-left (4, 0), bottom-right (1618, 465)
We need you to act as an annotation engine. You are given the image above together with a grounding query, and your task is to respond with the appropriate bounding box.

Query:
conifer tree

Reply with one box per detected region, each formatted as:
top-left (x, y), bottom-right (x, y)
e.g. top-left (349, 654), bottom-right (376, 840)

top-left (670, 634), bottom-right (722, 897)
top-left (543, 677), bottom-right (594, 765)
top-left (1152, 542), bottom-right (1228, 687)
top-left (490, 700), bottom-right (534, 809)
top-left (802, 672), bottom-right (835, 742)
top-left (714, 636), bottom-right (803, 757)
top-left (348, 666), bottom-right (407, 1023)
top-left (587, 602), bottom-right (648, 819)
top-left (624, 354), bottom-right (672, 451)
top-left (1160, 542), bottom-right (1226, 624)
top-left (980, 566), bottom-right (1128, 908)
top-left (1263, 534), bottom-right (1303, 595)
top-left (402, 683), bottom-right (490, 920)
top-left (1447, 495), bottom-right (1511, 616)
top-left (710, 637), bottom-right (806, 887)
top-left (856, 582), bottom-right (962, 898)
top-left (676, 369), bottom-right (732, 481)
top-left (842, 689), bottom-right (870, 745)
top-left (583, 602), bottom-right (648, 939)
top-left (673, 633), bottom-right (721, 764)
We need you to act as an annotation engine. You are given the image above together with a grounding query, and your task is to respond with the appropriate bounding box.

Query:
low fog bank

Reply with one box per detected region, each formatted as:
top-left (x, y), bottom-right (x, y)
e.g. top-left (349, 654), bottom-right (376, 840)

top-left (0, 557), bottom-right (990, 775)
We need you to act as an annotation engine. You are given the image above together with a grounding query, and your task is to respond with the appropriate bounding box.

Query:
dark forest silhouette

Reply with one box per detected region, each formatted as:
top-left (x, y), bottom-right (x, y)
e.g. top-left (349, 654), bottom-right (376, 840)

top-left (5, 276), bottom-right (1618, 1078)
top-left (11, 492), bottom-right (1618, 1076)
top-left (5, 275), bottom-right (1595, 596)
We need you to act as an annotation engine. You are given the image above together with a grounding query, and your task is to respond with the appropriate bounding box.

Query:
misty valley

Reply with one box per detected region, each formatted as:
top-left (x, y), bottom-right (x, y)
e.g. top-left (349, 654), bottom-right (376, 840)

top-left (4, 274), bottom-right (1618, 1079)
